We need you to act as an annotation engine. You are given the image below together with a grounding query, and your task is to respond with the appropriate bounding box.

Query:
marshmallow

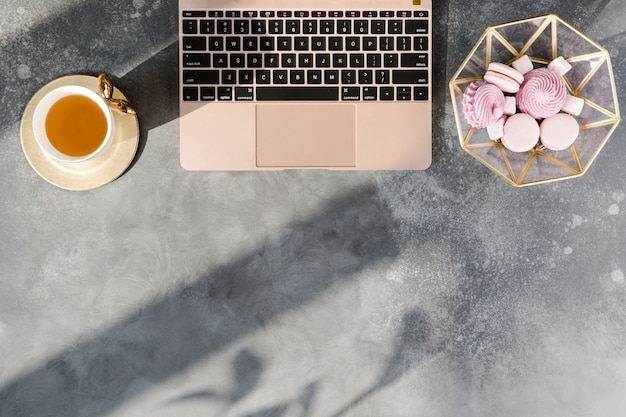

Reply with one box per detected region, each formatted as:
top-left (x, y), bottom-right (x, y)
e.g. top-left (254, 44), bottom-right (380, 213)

top-left (487, 117), bottom-right (506, 140)
top-left (504, 96), bottom-right (517, 115)
top-left (512, 55), bottom-right (534, 74)
top-left (548, 56), bottom-right (572, 76)
top-left (561, 95), bottom-right (585, 116)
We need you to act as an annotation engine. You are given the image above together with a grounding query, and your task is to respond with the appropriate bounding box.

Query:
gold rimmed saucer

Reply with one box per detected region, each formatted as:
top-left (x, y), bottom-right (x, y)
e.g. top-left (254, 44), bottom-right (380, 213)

top-left (20, 75), bottom-right (139, 191)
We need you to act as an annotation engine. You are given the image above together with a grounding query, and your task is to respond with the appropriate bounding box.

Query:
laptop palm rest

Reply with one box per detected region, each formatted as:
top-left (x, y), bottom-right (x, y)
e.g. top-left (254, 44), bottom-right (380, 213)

top-left (256, 104), bottom-right (356, 168)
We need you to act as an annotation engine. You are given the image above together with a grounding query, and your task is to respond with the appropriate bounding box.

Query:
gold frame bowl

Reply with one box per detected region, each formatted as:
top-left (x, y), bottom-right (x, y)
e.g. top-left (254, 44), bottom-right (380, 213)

top-left (449, 14), bottom-right (620, 187)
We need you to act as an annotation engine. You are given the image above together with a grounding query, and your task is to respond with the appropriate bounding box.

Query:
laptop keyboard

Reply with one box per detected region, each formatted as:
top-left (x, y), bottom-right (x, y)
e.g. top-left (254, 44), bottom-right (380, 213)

top-left (181, 10), bottom-right (430, 102)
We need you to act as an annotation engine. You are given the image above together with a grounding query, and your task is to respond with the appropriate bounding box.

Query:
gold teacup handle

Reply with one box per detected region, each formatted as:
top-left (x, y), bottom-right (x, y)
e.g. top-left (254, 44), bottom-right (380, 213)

top-left (97, 73), bottom-right (136, 115)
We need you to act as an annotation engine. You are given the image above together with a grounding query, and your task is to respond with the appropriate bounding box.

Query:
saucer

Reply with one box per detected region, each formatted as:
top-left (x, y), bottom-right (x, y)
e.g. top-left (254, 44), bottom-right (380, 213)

top-left (21, 75), bottom-right (139, 191)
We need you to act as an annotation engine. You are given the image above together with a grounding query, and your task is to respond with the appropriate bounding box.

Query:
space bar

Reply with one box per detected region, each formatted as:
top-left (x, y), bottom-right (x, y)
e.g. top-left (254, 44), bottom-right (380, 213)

top-left (257, 87), bottom-right (339, 101)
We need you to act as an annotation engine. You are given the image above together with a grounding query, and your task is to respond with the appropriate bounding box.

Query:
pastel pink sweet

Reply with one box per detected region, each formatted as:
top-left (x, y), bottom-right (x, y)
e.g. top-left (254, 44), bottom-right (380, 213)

top-left (561, 95), bottom-right (584, 116)
top-left (502, 113), bottom-right (540, 152)
top-left (484, 62), bottom-right (524, 93)
top-left (504, 96), bottom-right (516, 115)
top-left (548, 56), bottom-right (572, 76)
top-left (517, 68), bottom-right (567, 119)
top-left (487, 117), bottom-right (506, 140)
top-left (540, 113), bottom-right (579, 151)
top-left (462, 81), bottom-right (506, 129)
top-left (512, 55), bottom-right (533, 74)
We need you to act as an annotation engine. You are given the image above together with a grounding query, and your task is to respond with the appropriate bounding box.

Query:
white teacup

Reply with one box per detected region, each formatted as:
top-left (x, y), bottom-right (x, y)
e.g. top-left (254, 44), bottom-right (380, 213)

top-left (33, 85), bottom-right (115, 163)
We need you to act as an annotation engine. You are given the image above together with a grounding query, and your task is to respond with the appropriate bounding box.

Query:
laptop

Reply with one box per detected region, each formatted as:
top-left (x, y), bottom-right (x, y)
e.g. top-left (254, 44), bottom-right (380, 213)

top-left (179, 0), bottom-right (432, 170)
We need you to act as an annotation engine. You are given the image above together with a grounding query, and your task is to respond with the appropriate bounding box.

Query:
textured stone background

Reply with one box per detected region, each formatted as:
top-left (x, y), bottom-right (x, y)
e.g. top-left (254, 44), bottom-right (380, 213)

top-left (1, 1), bottom-right (626, 416)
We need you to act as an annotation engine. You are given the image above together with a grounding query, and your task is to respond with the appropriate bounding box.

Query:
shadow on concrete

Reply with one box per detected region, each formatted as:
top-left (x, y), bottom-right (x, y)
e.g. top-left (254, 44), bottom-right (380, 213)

top-left (0, 184), bottom-right (401, 417)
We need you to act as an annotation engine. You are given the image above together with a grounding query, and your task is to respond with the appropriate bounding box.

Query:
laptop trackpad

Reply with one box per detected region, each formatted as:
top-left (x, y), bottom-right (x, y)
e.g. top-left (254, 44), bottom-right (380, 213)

top-left (256, 104), bottom-right (356, 167)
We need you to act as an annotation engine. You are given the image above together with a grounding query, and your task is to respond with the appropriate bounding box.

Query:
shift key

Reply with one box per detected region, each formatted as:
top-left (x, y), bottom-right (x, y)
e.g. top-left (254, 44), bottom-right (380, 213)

top-left (392, 70), bottom-right (428, 84)
top-left (183, 70), bottom-right (219, 84)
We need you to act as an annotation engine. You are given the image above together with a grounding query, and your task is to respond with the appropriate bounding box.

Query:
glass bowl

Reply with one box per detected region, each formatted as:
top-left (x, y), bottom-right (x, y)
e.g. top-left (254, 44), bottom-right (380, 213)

top-left (449, 14), bottom-right (621, 187)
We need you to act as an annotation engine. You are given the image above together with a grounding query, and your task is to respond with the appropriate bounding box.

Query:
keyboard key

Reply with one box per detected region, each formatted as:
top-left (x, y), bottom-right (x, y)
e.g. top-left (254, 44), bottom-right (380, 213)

top-left (397, 37), bottom-right (411, 51)
top-left (282, 54), bottom-right (296, 67)
top-left (244, 11), bottom-right (258, 18)
top-left (247, 54), bottom-right (263, 67)
top-left (354, 20), bottom-right (368, 34)
top-left (414, 36), bottom-right (428, 51)
top-left (226, 37), bottom-right (241, 51)
top-left (367, 53), bottom-right (382, 68)
top-left (260, 11), bottom-right (275, 18)
top-left (346, 37), bottom-right (360, 51)
top-left (376, 70), bottom-right (390, 84)
top-left (307, 70), bottom-right (322, 84)
top-left (364, 11), bottom-right (378, 18)
top-left (406, 20), bottom-right (429, 34)
top-left (286, 20), bottom-right (301, 34)
top-left (329, 37), bottom-right (343, 50)
top-left (213, 54), bottom-right (227, 67)
top-left (398, 11), bottom-right (412, 18)
top-left (363, 86), bottom-right (377, 100)
top-left (208, 11), bottom-right (224, 18)
top-left (337, 20), bottom-right (351, 34)
top-left (295, 37), bottom-right (309, 50)
top-left (350, 54), bottom-right (365, 68)
top-left (226, 11), bottom-right (241, 17)
top-left (277, 37), bottom-right (292, 51)
top-left (277, 11), bottom-right (292, 17)
top-left (346, 11), bottom-right (361, 18)
top-left (397, 87), bottom-right (411, 101)
top-left (183, 70), bottom-right (219, 84)
top-left (243, 37), bottom-right (258, 50)
top-left (239, 70), bottom-right (254, 84)
top-left (295, 11), bottom-right (309, 18)
top-left (230, 54), bottom-right (245, 67)
top-left (265, 53), bottom-right (280, 67)
top-left (234, 20), bottom-right (249, 34)
top-left (311, 37), bottom-right (326, 50)
top-left (371, 20), bottom-right (385, 34)
top-left (251, 20), bottom-right (266, 34)
top-left (183, 11), bottom-right (206, 18)
top-left (333, 54), bottom-right (347, 67)
top-left (260, 37), bottom-right (275, 50)
top-left (342, 70), bottom-right (356, 84)
top-left (183, 37), bottom-right (206, 51)
top-left (299, 54), bottom-right (313, 67)
top-left (380, 11), bottom-right (394, 18)
top-left (218, 87), bottom-right (232, 100)
top-left (380, 37), bottom-right (394, 51)
top-left (321, 20), bottom-right (334, 34)
top-left (208, 37), bottom-right (224, 51)
top-left (363, 37), bottom-right (377, 51)
top-left (312, 11), bottom-right (327, 17)
top-left (273, 70), bottom-right (288, 84)
top-left (359, 70), bottom-right (373, 84)
top-left (222, 70), bottom-right (237, 84)
top-left (392, 70), bottom-right (428, 84)
top-left (329, 11), bottom-right (344, 18)
top-left (257, 87), bottom-right (339, 101)
top-left (200, 86), bottom-right (216, 101)
top-left (414, 11), bottom-right (429, 18)
top-left (342, 87), bottom-right (363, 102)
top-left (217, 20), bottom-right (232, 34)
top-left (325, 70), bottom-right (339, 84)
top-left (183, 20), bottom-right (198, 34)
top-left (200, 20), bottom-right (214, 34)
top-left (381, 87), bottom-right (394, 100)
top-left (316, 54), bottom-right (331, 67)
top-left (183, 53), bottom-right (210, 67)
top-left (384, 53), bottom-right (399, 68)
top-left (183, 86), bottom-right (198, 101)
top-left (414, 86), bottom-right (429, 100)
top-left (256, 70), bottom-right (271, 84)
top-left (388, 20), bottom-right (402, 34)
top-left (235, 87), bottom-right (254, 101)
top-left (401, 53), bottom-right (428, 67)
top-left (304, 20), bottom-right (318, 34)
top-left (290, 70), bottom-right (305, 84)
top-left (269, 20), bottom-right (283, 34)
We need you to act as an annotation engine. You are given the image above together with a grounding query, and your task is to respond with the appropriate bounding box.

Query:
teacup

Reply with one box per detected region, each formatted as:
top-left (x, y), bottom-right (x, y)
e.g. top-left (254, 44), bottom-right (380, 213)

top-left (32, 85), bottom-right (115, 163)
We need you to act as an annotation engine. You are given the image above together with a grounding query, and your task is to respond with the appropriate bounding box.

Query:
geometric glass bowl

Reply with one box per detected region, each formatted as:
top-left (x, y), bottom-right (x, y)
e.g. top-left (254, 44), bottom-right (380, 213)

top-left (449, 14), bottom-right (621, 186)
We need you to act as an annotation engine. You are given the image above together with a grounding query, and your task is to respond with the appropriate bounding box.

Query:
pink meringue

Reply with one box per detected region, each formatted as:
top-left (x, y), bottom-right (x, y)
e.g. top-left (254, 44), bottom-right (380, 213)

top-left (516, 68), bottom-right (567, 120)
top-left (462, 82), bottom-right (506, 129)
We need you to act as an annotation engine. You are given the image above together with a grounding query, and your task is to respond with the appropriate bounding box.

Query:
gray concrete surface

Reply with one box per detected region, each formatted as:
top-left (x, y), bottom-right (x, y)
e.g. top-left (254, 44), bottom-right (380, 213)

top-left (1, 1), bottom-right (626, 416)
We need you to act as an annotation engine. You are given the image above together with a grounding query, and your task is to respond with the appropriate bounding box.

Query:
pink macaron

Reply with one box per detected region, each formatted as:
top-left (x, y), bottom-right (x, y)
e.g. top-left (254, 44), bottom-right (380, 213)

top-left (540, 113), bottom-right (580, 151)
top-left (502, 113), bottom-right (540, 152)
top-left (484, 62), bottom-right (525, 93)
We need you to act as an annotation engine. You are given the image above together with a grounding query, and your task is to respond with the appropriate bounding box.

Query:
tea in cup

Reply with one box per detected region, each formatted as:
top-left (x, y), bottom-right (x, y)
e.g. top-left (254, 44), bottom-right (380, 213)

top-left (32, 85), bottom-right (114, 162)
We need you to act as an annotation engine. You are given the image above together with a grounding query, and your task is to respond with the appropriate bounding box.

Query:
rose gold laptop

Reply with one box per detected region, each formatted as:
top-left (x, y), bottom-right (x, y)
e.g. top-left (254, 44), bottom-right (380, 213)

top-left (179, 0), bottom-right (432, 170)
